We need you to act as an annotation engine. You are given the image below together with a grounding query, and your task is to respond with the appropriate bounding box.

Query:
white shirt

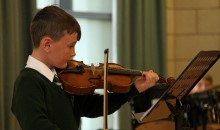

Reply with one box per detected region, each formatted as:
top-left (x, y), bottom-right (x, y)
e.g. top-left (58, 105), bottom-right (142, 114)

top-left (25, 55), bottom-right (56, 82)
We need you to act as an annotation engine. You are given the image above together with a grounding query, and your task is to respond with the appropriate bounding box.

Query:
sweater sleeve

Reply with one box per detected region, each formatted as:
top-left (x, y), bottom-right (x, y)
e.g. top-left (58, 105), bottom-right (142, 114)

top-left (74, 84), bottom-right (139, 118)
top-left (11, 74), bottom-right (61, 130)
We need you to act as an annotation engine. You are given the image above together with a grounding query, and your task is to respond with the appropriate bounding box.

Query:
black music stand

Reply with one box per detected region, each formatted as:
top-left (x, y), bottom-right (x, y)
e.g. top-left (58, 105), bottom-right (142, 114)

top-left (134, 50), bottom-right (220, 130)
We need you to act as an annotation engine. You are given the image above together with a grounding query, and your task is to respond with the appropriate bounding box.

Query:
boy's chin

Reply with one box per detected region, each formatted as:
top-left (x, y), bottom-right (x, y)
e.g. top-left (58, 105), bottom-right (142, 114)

top-left (63, 63), bottom-right (68, 69)
top-left (57, 63), bottom-right (68, 69)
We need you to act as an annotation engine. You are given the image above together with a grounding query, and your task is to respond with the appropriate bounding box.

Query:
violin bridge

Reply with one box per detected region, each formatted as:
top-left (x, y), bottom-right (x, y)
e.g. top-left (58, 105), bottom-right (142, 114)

top-left (91, 63), bottom-right (95, 75)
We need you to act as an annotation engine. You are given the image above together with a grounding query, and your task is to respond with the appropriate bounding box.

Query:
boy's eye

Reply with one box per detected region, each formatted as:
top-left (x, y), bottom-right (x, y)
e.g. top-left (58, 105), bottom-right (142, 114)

top-left (68, 44), bottom-right (75, 48)
top-left (67, 42), bottom-right (76, 49)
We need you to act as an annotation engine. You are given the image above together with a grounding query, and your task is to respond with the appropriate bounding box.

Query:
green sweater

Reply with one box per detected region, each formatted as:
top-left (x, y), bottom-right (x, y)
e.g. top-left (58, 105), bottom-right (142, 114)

top-left (11, 68), bottom-right (139, 130)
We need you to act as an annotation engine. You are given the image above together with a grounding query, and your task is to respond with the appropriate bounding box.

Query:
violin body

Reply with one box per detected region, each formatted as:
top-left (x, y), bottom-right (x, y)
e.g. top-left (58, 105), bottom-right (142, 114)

top-left (58, 60), bottom-right (173, 95)
top-left (58, 60), bottom-right (135, 95)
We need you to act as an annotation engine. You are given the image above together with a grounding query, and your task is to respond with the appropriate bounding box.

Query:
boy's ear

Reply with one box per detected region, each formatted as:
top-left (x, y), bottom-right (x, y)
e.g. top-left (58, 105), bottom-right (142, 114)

top-left (41, 36), bottom-right (53, 52)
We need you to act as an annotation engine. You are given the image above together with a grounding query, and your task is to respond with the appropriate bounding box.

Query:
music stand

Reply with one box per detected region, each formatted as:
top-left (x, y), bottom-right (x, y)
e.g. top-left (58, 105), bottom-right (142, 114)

top-left (134, 50), bottom-right (220, 130)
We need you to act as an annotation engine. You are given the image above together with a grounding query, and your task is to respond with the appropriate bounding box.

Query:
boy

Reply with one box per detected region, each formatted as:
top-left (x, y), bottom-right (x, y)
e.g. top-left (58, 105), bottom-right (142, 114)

top-left (11, 5), bottom-right (159, 130)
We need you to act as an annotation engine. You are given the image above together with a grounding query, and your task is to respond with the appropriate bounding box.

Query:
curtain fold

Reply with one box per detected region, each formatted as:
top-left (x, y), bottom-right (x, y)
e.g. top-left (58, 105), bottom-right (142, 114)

top-left (115, 0), bottom-right (166, 129)
top-left (116, 0), bottom-right (166, 72)
top-left (0, 1), bottom-right (36, 130)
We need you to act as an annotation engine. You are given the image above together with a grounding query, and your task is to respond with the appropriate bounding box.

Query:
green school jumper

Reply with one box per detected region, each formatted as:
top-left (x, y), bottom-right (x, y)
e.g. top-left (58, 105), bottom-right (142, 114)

top-left (11, 68), bottom-right (138, 130)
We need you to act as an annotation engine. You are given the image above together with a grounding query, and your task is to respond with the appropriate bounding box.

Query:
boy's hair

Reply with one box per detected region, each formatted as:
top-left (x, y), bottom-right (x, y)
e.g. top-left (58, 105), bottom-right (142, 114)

top-left (30, 5), bottom-right (81, 48)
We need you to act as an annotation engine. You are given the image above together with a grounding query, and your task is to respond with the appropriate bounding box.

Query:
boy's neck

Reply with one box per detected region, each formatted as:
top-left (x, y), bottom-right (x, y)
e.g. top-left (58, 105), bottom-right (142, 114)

top-left (31, 49), bottom-right (53, 70)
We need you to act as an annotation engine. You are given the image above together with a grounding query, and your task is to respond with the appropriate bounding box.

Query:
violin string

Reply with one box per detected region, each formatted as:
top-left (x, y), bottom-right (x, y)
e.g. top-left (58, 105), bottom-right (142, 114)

top-left (108, 68), bottom-right (142, 76)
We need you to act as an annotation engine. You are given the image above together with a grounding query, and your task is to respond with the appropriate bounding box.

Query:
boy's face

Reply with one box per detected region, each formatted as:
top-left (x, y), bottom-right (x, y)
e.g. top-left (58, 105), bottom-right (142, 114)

top-left (48, 32), bottom-right (78, 69)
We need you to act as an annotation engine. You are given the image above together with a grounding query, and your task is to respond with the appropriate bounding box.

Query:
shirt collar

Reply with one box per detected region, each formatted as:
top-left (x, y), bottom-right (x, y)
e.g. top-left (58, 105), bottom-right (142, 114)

top-left (25, 55), bottom-right (56, 82)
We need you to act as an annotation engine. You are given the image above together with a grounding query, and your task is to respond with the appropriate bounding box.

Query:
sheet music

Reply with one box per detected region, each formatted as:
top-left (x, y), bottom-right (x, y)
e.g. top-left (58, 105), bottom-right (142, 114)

top-left (135, 50), bottom-right (220, 123)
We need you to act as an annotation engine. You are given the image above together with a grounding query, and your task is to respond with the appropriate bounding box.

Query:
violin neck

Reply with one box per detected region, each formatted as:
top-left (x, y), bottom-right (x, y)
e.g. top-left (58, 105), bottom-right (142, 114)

top-left (108, 68), bottom-right (142, 76)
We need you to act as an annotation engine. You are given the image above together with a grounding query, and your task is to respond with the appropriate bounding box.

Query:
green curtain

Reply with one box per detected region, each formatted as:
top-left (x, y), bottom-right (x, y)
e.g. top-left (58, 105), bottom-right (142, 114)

top-left (116, 0), bottom-right (166, 129)
top-left (0, 0), bottom-right (36, 130)
top-left (116, 0), bottom-right (166, 72)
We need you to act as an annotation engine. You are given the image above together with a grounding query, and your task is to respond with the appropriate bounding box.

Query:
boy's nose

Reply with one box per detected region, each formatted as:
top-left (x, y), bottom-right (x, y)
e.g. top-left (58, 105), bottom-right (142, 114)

top-left (70, 51), bottom-right (76, 57)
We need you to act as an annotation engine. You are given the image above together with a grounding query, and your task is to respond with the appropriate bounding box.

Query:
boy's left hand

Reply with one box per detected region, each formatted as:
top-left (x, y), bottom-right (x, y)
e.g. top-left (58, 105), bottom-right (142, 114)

top-left (134, 70), bottom-right (159, 93)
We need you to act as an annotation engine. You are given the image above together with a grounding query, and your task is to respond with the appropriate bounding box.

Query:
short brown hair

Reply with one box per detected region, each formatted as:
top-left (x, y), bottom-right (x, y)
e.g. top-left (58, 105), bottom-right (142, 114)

top-left (30, 5), bottom-right (81, 48)
top-left (205, 75), bottom-right (213, 84)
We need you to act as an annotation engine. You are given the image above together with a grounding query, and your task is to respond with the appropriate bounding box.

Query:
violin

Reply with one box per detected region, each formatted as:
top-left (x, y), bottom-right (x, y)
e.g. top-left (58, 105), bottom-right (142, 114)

top-left (57, 60), bottom-right (174, 95)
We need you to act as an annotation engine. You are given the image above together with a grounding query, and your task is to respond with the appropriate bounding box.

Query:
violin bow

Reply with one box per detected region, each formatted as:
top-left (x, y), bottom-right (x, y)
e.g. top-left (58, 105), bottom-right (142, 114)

top-left (103, 48), bottom-right (109, 130)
